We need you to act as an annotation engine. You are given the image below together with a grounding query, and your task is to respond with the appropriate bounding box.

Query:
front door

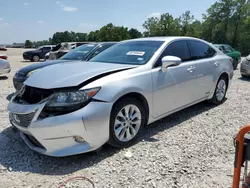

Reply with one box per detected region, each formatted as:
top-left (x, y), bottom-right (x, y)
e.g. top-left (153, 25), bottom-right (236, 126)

top-left (152, 40), bottom-right (198, 118)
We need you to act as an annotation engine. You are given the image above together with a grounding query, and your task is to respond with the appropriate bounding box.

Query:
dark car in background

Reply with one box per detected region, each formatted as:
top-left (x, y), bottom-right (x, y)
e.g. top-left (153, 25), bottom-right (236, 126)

top-left (45, 42), bottom-right (90, 61)
top-left (13, 42), bottom-right (117, 91)
top-left (214, 44), bottom-right (241, 70)
top-left (23, 45), bottom-right (55, 62)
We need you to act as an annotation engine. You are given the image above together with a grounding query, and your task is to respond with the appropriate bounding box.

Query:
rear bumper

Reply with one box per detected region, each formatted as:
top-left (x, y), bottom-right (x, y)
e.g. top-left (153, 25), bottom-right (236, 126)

top-left (0, 68), bottom-right (11, 75)
top-left (8, 100), bottom-right (113, 157)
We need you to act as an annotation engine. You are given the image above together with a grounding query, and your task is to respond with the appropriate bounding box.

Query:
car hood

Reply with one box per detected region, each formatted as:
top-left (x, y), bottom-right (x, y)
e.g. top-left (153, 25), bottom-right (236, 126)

top-left (24, 61), bottom-right (137, 89)
top-left (18, 59), bottom-right (70, 76)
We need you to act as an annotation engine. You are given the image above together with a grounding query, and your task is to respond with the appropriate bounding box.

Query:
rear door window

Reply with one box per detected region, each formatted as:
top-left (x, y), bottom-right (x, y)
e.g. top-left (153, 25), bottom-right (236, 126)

top-left (188, 40), bottom-right (216, 60)
top-left (42, 47), bottom-right (51, 52)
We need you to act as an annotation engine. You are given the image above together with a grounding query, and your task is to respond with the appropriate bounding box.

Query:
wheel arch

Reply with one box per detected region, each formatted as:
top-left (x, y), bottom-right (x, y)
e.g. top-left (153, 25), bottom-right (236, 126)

top-left (112, 92), bottom-right (150, 125)
top-left (208, 71), bottom-right (230, 99)
top-left (32, 54), bottom-right (40, 58)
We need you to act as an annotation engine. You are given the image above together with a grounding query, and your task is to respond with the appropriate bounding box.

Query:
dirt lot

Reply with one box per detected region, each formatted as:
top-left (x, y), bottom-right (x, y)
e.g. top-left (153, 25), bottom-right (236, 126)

top-left (0, 48), bottom-right (250, 188)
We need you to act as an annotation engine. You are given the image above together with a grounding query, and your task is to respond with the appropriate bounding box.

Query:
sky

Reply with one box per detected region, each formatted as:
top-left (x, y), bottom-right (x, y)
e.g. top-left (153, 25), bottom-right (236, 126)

top-left (0, 0), bottom-right (217, 44)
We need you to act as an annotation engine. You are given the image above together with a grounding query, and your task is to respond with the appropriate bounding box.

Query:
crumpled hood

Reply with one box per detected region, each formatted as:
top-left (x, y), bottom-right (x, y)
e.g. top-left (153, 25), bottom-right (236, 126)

top-left (24, 61), bottom-right (137, 89)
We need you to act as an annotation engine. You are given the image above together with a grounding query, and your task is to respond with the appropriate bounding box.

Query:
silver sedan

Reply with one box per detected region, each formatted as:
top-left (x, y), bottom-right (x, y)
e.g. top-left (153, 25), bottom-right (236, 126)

top-left (241, 55), bottom-right (250, 77)
top-left (0, 58), bottom-right (11, 76)
top-left (8, 37), bottom-right (233, 157)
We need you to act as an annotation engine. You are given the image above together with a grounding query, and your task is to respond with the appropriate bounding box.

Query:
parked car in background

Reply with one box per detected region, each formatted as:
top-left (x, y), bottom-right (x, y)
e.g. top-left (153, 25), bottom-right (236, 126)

top-left (0, 54), bottom-right (7, 60)
top-left (240, 55), bottom-right (250, 77)
top-left (46, 42), bottom-right (89, 61)
top-left (214, 44), bottom-right (241, 70)
top-left (13, 42), bottom-right (117, 91)
top-left (0, 59), bottom-right (11, 76)
top-left (0, 46), bottom-right (7, 51)
top-left (8, 37), bottom-right (233, 157)
top-left (23, 45), bottom-right (54, 62)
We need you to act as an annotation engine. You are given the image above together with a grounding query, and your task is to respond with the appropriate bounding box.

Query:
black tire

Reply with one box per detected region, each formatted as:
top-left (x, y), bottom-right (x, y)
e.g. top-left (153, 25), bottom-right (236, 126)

top-left (233, 59), bottom-right (238, 70)
top-left (32, 55), bottom-right (40, 62)
top-left (208, 75), bottom-right (228, 105)
top-left (108, 98), bottom-right (146, 148)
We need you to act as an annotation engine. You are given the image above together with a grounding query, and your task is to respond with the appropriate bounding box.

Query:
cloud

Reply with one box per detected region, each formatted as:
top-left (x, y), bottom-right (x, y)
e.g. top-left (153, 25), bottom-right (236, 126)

top-left (37, 20), bottom-right (46, 24)
top-left (56, 1), bottom-right (78, 12)
top-left (24, 2), bottom-right (29, 6)
top-left (0, 18), bottom-right (10, 27)
top-left (63, 7), bottom-right (78, 12)
top-left (147, 12), bottom-right (161, 18)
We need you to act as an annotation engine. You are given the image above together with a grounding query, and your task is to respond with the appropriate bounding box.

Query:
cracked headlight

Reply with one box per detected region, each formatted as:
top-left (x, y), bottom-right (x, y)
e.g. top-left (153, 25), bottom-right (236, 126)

top-left (45, 87), bottom-right (100, 108)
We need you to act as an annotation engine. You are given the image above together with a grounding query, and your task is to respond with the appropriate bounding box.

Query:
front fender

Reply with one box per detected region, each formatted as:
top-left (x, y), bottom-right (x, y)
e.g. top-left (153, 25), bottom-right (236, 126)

top-left (81, 67), bottom-right (153, 113)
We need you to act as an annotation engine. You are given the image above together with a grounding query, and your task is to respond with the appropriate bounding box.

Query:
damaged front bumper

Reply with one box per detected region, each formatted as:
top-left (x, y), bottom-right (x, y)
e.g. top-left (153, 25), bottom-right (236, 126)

top-left (8, 100), bottom-right (112, 157)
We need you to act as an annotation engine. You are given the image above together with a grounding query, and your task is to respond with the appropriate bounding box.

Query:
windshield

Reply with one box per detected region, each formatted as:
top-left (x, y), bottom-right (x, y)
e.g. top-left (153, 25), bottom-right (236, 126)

top-left (60, 44), bottom-right (97, 60)
top-left (89, 41), bottom-right (164, 65)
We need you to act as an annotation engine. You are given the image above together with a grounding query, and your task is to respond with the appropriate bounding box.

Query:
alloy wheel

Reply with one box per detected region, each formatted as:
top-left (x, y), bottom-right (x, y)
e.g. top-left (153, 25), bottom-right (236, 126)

top-left (216, 79), bottom-right (226, 102)
top-left (114, 104), bottom-right (142, 142)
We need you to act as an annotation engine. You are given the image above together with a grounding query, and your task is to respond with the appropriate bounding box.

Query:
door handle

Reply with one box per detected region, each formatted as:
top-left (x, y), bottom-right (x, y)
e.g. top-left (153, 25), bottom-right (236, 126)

top-left (187, 66), bottom-right (196, 73)
top-left (214, 62), bottom-right (220, 67)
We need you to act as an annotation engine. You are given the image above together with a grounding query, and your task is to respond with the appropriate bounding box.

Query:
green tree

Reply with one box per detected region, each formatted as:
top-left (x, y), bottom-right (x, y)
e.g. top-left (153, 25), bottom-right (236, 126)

top-left (25, 40), bottom-right (33, 48)
top-left (180, 11), bottom-right (195, 36)
top-left (128, 28), bottom-right (142, 39)
top-left (143, 13), bottom-right (181, 36)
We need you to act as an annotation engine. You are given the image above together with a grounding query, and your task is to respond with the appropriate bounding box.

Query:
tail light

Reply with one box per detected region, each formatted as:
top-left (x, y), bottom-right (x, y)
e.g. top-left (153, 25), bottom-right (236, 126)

top-left (0, 55), bottom-right (7, 60)
top-left (229, 58), bottom-right (233, 63)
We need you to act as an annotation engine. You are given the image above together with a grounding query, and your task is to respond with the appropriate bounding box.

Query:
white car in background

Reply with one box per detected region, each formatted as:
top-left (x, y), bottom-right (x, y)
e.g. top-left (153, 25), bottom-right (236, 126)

top-left (0, 58), bottom-right (11, 76)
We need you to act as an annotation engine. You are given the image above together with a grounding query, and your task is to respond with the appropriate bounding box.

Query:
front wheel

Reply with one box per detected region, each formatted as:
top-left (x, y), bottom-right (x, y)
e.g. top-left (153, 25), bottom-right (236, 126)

top-left (208, 76), bottom-right (228, 105)
top-left (108, 98), bottom-right (146, 148)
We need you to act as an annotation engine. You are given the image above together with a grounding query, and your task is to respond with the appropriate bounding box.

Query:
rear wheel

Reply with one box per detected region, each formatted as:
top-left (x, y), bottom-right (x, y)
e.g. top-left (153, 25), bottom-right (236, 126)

top-left (108, 98), bottom-right (146, 148)
top-left (32, 55), bottom-right (40, 62)
top-left (209, 76), bottom-right (228, 105)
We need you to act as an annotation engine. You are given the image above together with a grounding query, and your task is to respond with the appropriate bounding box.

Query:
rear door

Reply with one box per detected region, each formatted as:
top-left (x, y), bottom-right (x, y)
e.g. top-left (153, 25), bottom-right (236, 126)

top-left (187, 40), bottom-right (217, 99)
top-left (152, 40), bottom-right (199, 117)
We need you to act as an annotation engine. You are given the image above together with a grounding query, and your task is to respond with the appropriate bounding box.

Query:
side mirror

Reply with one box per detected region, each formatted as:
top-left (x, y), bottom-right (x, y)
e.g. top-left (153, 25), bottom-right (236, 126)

top-left (161, 56), bottom-right (181, 72)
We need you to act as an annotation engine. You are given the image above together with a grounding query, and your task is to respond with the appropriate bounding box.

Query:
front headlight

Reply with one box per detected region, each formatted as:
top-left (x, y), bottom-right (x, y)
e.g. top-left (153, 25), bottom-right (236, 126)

top-left (45, 87), bottom-right (100, 108)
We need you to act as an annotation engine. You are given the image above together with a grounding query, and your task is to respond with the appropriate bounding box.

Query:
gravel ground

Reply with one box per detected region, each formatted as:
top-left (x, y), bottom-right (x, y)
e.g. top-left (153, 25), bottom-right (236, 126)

top-left (0, 48), bottom-right (250, 188)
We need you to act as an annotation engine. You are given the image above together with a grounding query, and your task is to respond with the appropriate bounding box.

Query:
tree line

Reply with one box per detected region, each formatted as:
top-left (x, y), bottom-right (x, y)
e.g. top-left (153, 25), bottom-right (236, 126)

top-left (25, 0), bottom-right (250, 55)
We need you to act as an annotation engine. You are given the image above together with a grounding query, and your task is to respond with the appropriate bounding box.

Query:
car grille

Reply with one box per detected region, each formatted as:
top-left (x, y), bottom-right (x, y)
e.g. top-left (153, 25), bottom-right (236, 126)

top-left (10, 112), bottom-right (35, 127)
top-left (15, 86), bottom-right (54, 104)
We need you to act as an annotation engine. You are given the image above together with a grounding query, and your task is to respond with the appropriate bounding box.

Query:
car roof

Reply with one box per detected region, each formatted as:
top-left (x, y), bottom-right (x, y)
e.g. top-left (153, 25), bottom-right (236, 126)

top-left (123, 36), bottom-right (211, 44)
